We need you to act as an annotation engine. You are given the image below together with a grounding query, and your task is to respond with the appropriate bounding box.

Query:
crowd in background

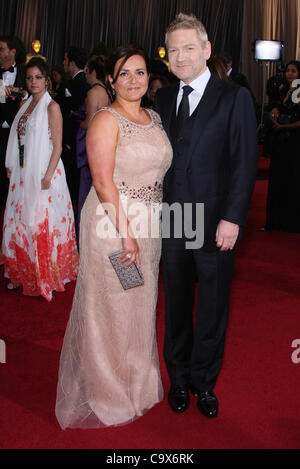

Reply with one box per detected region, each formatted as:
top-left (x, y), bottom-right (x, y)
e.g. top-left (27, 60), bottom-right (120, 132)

top-left (0, 34), bottom-right (299, 299)
top-left (0, 36), bottom-right (256, 224)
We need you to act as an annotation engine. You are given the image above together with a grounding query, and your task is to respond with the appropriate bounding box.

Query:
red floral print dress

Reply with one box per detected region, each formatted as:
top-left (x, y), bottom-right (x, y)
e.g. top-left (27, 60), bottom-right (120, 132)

top-left (2, 112), bottom-right (79, 301)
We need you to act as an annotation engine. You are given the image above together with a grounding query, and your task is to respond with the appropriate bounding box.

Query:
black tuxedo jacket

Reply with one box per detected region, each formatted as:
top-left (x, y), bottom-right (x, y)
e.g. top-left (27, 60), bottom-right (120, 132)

top-left (61, 71), bottom-right (90, 147)
top-left (155, 75), bottom-right (258, 250)
top-left (63, 71), bottom-right (89, 113)
top-left (0, 64), bottom-right (25, 127)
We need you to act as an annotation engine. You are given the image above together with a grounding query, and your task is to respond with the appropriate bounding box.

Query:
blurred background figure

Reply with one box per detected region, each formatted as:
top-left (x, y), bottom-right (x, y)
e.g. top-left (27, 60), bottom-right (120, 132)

top-left (207, 55), bottom-right (228, 80)
top-left (266, 60), bottom-right (286, 110)
top-left (0, 35), bottom-right (26, 211)
top-left (61, 46), bottom-right (89, 211)
top-left (263, 60), bottom-right (300, 233)
top-left (75, 55), bottom-right (112, 236)
top-left (51, 64), bottom-right (67, 108)
top-left (145, 75), bottom-right (169, 108)
top-left (220, 52), bottom-right (255, 101)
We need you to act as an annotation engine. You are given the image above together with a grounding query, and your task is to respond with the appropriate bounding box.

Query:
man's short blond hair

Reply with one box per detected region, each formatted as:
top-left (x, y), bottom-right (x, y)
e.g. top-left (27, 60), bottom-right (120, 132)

top-left (165, 13), bottom-right (208, 47)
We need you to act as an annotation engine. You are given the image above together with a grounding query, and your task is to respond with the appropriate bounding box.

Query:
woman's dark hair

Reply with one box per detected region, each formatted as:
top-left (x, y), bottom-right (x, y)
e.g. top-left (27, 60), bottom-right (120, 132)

top-left (207, 55), bottom-right (228, 81)
top-left (280, 60), bottom-right (300, 95)
top-left (0, 35), bottom-right (27, 64)
top-left (52, 64), bottom-right (65, 78)
top-left (105, 44), bottom-right (150, 85)
top-left (65, 46), bottom-right (88, 69)
top-left (149, 74), bottom-right (169, 87)
top-left (87, 55), bottom-right (106, 82)
top-left (26, 57), bottom-right (51, 79)
top-left (285, 60), bottom-right (300, 77)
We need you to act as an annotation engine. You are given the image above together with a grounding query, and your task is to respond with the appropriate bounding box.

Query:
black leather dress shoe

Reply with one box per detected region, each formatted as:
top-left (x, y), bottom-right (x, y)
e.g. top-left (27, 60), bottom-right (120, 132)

top-left (168, 385), bottom-right (190, 413)
top-left (197, 390), bottom-right (218, 418)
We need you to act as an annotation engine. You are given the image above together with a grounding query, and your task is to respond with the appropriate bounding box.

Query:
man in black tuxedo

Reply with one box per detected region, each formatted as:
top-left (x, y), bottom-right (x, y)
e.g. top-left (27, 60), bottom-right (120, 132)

top-left (0, 36), bottom-right (25, 208)
top-left (220, 52), bottom-right (255, 102)
top-left (61, 46), bottom-right (89, 207)
top-left (155, 14), bottom-right (258, 418)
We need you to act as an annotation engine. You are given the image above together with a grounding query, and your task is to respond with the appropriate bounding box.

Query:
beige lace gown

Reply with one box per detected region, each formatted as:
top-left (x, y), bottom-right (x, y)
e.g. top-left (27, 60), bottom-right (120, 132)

top-left (55, 108), bottom-right (172, 429)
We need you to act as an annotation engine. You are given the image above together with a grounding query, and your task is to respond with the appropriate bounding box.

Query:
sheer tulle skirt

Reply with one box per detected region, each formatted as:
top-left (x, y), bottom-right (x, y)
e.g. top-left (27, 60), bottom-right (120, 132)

top-left (55, 188), bottom-right (163, 429)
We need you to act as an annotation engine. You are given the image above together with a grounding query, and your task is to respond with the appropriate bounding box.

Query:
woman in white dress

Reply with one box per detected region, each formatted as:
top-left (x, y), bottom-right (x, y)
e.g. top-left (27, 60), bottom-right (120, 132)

top-left (2, 58), bottom-right (78, 301)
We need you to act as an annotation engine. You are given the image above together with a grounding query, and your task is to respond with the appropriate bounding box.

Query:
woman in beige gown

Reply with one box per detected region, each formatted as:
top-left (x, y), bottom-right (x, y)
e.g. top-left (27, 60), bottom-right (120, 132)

top-left (55, 46), bottom-right (172, 429)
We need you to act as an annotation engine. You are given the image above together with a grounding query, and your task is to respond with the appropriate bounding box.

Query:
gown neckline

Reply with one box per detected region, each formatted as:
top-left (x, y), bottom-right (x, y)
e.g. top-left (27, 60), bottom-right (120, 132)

top-left (105, 106), bottom-right (154, 128)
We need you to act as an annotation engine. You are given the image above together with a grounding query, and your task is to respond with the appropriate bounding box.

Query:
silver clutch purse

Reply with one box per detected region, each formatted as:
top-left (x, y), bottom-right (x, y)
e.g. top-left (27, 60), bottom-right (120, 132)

top-left (108, 249), bottom-right (144, 290)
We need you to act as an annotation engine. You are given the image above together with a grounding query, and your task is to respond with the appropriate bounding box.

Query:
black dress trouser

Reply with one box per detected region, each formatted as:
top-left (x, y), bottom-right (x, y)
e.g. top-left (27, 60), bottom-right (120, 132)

top-left (162, 236), bottom-right (236, 392)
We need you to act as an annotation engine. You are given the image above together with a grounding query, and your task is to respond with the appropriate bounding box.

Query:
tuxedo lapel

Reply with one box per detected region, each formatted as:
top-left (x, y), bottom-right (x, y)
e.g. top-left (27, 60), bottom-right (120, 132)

top-left (186, 75), bottom-right (223, 167)
top-left (14, 65), bottom-right (24, 88)
top-left (161, 83), bottom-right (179, 142)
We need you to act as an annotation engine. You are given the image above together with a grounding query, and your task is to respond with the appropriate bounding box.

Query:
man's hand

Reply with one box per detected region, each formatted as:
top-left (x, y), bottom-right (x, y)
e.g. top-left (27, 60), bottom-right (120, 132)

top-left (216, 219), bottom-right (239, 251)
top-left (4, 85), bottom-right (24, 100)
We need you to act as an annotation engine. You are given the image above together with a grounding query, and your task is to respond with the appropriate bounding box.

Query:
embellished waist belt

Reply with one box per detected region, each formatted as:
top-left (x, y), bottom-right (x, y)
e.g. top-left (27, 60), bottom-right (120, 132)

top-left (117, 182), bottom-right (163, 204)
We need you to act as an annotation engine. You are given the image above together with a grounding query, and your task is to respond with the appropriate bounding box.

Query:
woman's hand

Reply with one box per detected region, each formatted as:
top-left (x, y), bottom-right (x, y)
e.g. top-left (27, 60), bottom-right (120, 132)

top-left (6, 169), bottom-right (11, 179)
top-left (119, 236), bottom-right (141, 268)
top-left (41, 176), bottom-right (51, 190)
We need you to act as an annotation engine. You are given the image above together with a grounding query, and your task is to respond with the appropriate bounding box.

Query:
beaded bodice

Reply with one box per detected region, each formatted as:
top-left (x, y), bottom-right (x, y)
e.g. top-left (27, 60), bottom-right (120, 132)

top-left (17, 111), bottom-right (51, 145)
top-left (100, 107), bottom-right (172, 205)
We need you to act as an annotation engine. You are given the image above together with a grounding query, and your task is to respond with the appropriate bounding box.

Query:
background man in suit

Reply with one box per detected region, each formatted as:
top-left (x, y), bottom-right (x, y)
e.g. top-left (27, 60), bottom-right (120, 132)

top-left (220, 52), bottom-right (255, 102)
top-left (155, 13), bottom-right (258, 418)
top-left (61, 46), bottom-right (89, 208)
top-left (0, 35), bottom-right (26, 208)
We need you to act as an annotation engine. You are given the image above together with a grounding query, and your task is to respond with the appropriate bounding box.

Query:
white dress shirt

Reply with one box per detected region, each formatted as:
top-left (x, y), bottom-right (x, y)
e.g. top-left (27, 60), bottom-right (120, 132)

top-left (1, 63), bottom-right (17, 86)
top-left (1, 63), bottom-right (17, 128)
top-left (176, 67), bottom-right (211, 116)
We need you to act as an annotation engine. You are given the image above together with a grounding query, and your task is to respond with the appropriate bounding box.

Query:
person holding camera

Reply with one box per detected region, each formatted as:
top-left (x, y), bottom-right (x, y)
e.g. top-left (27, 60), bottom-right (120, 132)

top-left (263, 60), bottom-right (300, 232)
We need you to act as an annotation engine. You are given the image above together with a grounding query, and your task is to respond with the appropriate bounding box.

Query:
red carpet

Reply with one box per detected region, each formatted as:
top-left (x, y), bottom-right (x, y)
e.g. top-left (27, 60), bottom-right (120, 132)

top-left (1, 179), bottom-right (300, 449)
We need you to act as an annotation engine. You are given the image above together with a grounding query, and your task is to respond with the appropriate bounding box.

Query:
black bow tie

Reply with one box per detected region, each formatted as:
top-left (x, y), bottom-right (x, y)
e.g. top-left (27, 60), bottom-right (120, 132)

top-left (0, 66), bottom-right (15, 74)
top-left (0, 65), bottom-right (15, 79)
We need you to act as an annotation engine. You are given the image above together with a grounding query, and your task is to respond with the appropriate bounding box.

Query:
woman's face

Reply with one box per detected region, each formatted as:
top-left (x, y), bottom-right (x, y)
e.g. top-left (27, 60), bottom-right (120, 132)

top-left (286, 64), bottom-right (299, 84)
top-left (52, 70), bottom-right (62, 85)
top-left (148, 79), bottom-right (163, 102)
top-left (26, 66), bottom-right (47, 96)
top-left (84, 66), bottom-right (96, 85)
top-left (110, 54), bottom-right (149, 102)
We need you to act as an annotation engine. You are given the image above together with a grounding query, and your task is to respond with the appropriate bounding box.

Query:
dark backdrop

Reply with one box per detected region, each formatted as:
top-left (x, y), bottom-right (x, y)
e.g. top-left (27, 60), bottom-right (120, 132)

top-left (0, 0), bottom-right (244, 67)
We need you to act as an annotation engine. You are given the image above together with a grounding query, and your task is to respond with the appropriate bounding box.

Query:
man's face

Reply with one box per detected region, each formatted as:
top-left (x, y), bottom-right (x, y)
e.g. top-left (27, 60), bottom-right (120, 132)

top-left (0, 41), bottom-right (15, 68)
top-left (63, 53), bottom-right (70, 74)
top-left (167, 28), bottom-right (211, 84)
